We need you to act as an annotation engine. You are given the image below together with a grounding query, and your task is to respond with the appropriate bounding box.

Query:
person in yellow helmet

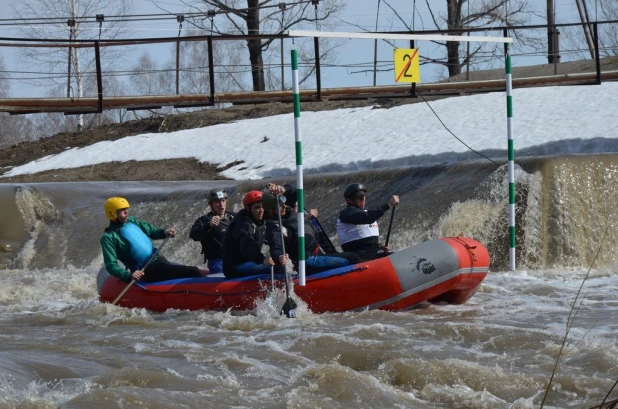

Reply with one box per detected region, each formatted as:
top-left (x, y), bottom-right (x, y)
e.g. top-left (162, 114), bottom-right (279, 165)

top-left (100, 197), bottom-right (203, 283)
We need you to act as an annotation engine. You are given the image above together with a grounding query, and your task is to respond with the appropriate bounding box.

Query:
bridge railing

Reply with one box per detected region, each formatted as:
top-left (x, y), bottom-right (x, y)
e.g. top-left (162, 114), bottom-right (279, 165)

top-left (0, 19), bottom-right (617, 115)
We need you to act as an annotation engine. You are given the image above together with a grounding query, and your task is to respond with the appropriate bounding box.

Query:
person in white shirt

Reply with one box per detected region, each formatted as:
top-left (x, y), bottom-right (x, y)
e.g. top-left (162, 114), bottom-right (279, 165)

top-left (336, 183), bottom-right (399, 262)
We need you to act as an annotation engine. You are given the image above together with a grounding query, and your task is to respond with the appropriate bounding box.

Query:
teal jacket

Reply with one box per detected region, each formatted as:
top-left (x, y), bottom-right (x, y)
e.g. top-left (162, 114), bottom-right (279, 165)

top-left (100, 216), bottom-right (166, 282)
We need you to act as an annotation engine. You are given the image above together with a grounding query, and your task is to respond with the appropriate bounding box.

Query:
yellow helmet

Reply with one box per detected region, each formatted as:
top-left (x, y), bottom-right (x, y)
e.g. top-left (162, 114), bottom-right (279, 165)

top-left (104, 197), bottom-right (130, 221)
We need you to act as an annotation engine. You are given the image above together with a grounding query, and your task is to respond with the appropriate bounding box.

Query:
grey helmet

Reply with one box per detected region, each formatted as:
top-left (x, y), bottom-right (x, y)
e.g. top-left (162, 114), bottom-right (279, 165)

top-left (261, 189), bottom-right (286, 212)
top-left (207, 189), bottom-right (228, 203)
top-left (344, 183), bottom-right (367, 200)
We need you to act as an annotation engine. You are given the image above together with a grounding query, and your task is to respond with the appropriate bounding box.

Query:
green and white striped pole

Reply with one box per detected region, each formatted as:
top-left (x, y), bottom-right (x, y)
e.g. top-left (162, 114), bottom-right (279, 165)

top-left (506, 46), bottom-right (516, 271)
top-left (291, 49), bottom-right (306, 286)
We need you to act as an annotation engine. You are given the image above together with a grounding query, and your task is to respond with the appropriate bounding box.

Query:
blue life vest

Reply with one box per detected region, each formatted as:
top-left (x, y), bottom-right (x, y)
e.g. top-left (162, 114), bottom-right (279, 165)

top-left (120, 222), bottom-right (155, 269)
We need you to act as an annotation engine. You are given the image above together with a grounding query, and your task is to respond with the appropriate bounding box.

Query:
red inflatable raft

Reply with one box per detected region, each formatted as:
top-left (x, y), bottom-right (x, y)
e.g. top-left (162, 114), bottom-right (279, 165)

top-left (98, 236), bottom-right (490, 313)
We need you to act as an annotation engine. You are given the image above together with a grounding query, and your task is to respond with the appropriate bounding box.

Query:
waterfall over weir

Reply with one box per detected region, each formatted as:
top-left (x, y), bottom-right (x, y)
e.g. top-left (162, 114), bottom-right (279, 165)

top-left (1, 153), bottom-right (618, 272)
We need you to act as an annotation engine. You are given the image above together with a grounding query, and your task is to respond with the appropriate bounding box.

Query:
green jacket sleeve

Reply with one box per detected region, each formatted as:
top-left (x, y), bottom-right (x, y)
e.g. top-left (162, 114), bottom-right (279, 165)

top-left (100, 234), bottom-right (131, 282)
top-left (129, 216), bottom-right (167, 240)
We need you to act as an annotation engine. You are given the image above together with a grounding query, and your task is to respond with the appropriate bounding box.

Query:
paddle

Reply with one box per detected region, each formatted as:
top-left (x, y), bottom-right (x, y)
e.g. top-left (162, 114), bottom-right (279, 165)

top-left (305, 207), bottom-right (338, 254)
top-left (270, 265), bottom-right (275, 293)
top-left (385, 203), bottom-right (397, 248)
top-left (111, 236), bottom-right (171, 306)
top-left (276, 193), bottom-right (298, 318)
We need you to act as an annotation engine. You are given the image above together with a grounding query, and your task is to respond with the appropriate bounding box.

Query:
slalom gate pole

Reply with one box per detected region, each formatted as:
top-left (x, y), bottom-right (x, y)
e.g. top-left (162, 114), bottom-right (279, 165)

top-left (506, 45), bottom-right (516, 271)
top-left (291, 48), bottom-right (306, 286)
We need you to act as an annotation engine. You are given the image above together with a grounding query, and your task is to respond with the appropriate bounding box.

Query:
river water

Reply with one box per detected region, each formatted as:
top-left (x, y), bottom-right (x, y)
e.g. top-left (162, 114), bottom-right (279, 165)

top-left (0, 155), bottom-right (617, 408)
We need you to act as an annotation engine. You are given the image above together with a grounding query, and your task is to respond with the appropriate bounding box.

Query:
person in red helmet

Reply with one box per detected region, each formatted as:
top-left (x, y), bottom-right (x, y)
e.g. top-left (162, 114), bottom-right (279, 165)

top-left (261, 187), bottom-right (360, 275)
top-left (221, 190), bottom-right (288, 278)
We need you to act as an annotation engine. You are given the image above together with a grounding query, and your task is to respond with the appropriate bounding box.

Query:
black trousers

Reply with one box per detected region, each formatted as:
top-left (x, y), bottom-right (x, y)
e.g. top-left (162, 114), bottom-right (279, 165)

top-left (356, 250), bottom-right (392, 262)
top-left (142, 255), bottom-right (203, 283)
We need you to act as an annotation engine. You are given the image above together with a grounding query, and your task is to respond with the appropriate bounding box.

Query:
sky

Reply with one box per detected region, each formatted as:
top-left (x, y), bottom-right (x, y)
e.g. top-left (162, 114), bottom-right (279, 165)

top-left (2, 81), bottom-right (617, 180)
top-left (0, 0), bottom-right (588, 97)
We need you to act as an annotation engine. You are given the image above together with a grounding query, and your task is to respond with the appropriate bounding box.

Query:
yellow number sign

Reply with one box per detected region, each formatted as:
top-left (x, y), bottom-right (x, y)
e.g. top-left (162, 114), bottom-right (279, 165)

top-left (394, 48), bottom-right (420, 83)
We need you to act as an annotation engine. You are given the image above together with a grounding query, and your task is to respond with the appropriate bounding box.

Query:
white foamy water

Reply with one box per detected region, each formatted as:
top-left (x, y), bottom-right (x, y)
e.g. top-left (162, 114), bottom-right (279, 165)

top-left (1, 77), bottom-right (617, 408)
top-left (0, 265), bottom-right (615, 408)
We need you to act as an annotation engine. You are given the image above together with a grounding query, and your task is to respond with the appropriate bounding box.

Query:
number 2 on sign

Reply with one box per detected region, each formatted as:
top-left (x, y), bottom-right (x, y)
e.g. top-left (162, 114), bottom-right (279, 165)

top-left (394, 48), bottom-right (420, 83)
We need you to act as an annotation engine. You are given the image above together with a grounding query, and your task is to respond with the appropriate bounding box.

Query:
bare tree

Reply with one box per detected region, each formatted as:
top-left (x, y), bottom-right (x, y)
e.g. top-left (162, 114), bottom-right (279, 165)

top-left (131, 51), bottom-right (176, 96)
top-left (125, 51), bottom-right (176, 118)
top-left (385, 0), bottom-right (534, 78)
top-left (0, 115), bottom-right (35, 149)
top-left (80, 73), bottom-right (126, 126)
top-left (177, 31), bottom-right (249, 93)
top-left (27, 86), bottom-right (85, 138)
top-left (153, 0), bottom-right (345, 91)
top-left (596, 0), bottom-right (618, 56)
top-left (0, 57), bottom-right (9, 99)
top-left (562, 0), bottom-right (618, 59)
top-left (19, 83), bottom-right (111, 138)
top-left (12, 0), bottom-right (133, 130)
top-left (0, 56), bottom-right (35, 148)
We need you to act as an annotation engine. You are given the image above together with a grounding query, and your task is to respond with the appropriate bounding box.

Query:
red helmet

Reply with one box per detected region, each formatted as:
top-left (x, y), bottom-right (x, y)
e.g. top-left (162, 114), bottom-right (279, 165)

top-left (242, 190), bottom-right (263, 207)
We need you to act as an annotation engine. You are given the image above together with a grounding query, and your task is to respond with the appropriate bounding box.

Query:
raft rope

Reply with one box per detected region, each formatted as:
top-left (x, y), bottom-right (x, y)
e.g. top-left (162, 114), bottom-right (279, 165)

top-left (454, 233), bottom-right (477, 261)
top-left (131, 266), bottom-right (369, 296)
top-left (294, 265), bottom-right (368, 284)
top-left (135, 281), bottom-right (264, 297)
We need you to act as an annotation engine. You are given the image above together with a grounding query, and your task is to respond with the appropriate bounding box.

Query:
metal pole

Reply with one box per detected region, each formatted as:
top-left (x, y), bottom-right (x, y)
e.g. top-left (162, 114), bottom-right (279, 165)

top-left (313, 37), bottom-right (322, 100)
top-left (410, 40), bottom-right (416, 97)
top-left (575, 0), bottom-right (596, 59)
top-left (593, 22), bottom-right (601, 84)
top-left (547, 0), bottom-right (555, 64)
top-left (67, 45), bottom-right (72, 98)
top-left (66, 22), bottom-right (74, 98)
top-left (279, 4), bottom-right (286, 91)
top-left (280, 37), bottom-right (285, 90)
top-left (373, 0), bottom-right (381, 86)
top-left (207, 36), bottom-right (215, 106)
top-left (94, 41), bottom-right (103, 113)
top-left (291, 49), bottom-right (306, 286)
top-left (176, 41), bottom-right (180, 95)
top-left (176, 15), bottom-right (184, 95)
top-left (466, 37), bottom-right (470, 81)
top-left (506, 44), bottom-right (516, 271)
top-left (466, 0), bottom-right (470, 81)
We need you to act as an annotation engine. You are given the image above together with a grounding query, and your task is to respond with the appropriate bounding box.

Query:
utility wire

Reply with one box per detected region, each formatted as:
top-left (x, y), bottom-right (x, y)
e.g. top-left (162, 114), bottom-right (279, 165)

top-left (417, 91), bottom-right (500, 166)
top-left (0, 0), bottom-right (316, 26)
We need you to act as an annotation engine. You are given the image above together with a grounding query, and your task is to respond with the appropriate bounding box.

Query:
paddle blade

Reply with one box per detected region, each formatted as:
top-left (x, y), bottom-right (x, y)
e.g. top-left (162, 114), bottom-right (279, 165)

top-left (281, 297), bottom-right (297, 318)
